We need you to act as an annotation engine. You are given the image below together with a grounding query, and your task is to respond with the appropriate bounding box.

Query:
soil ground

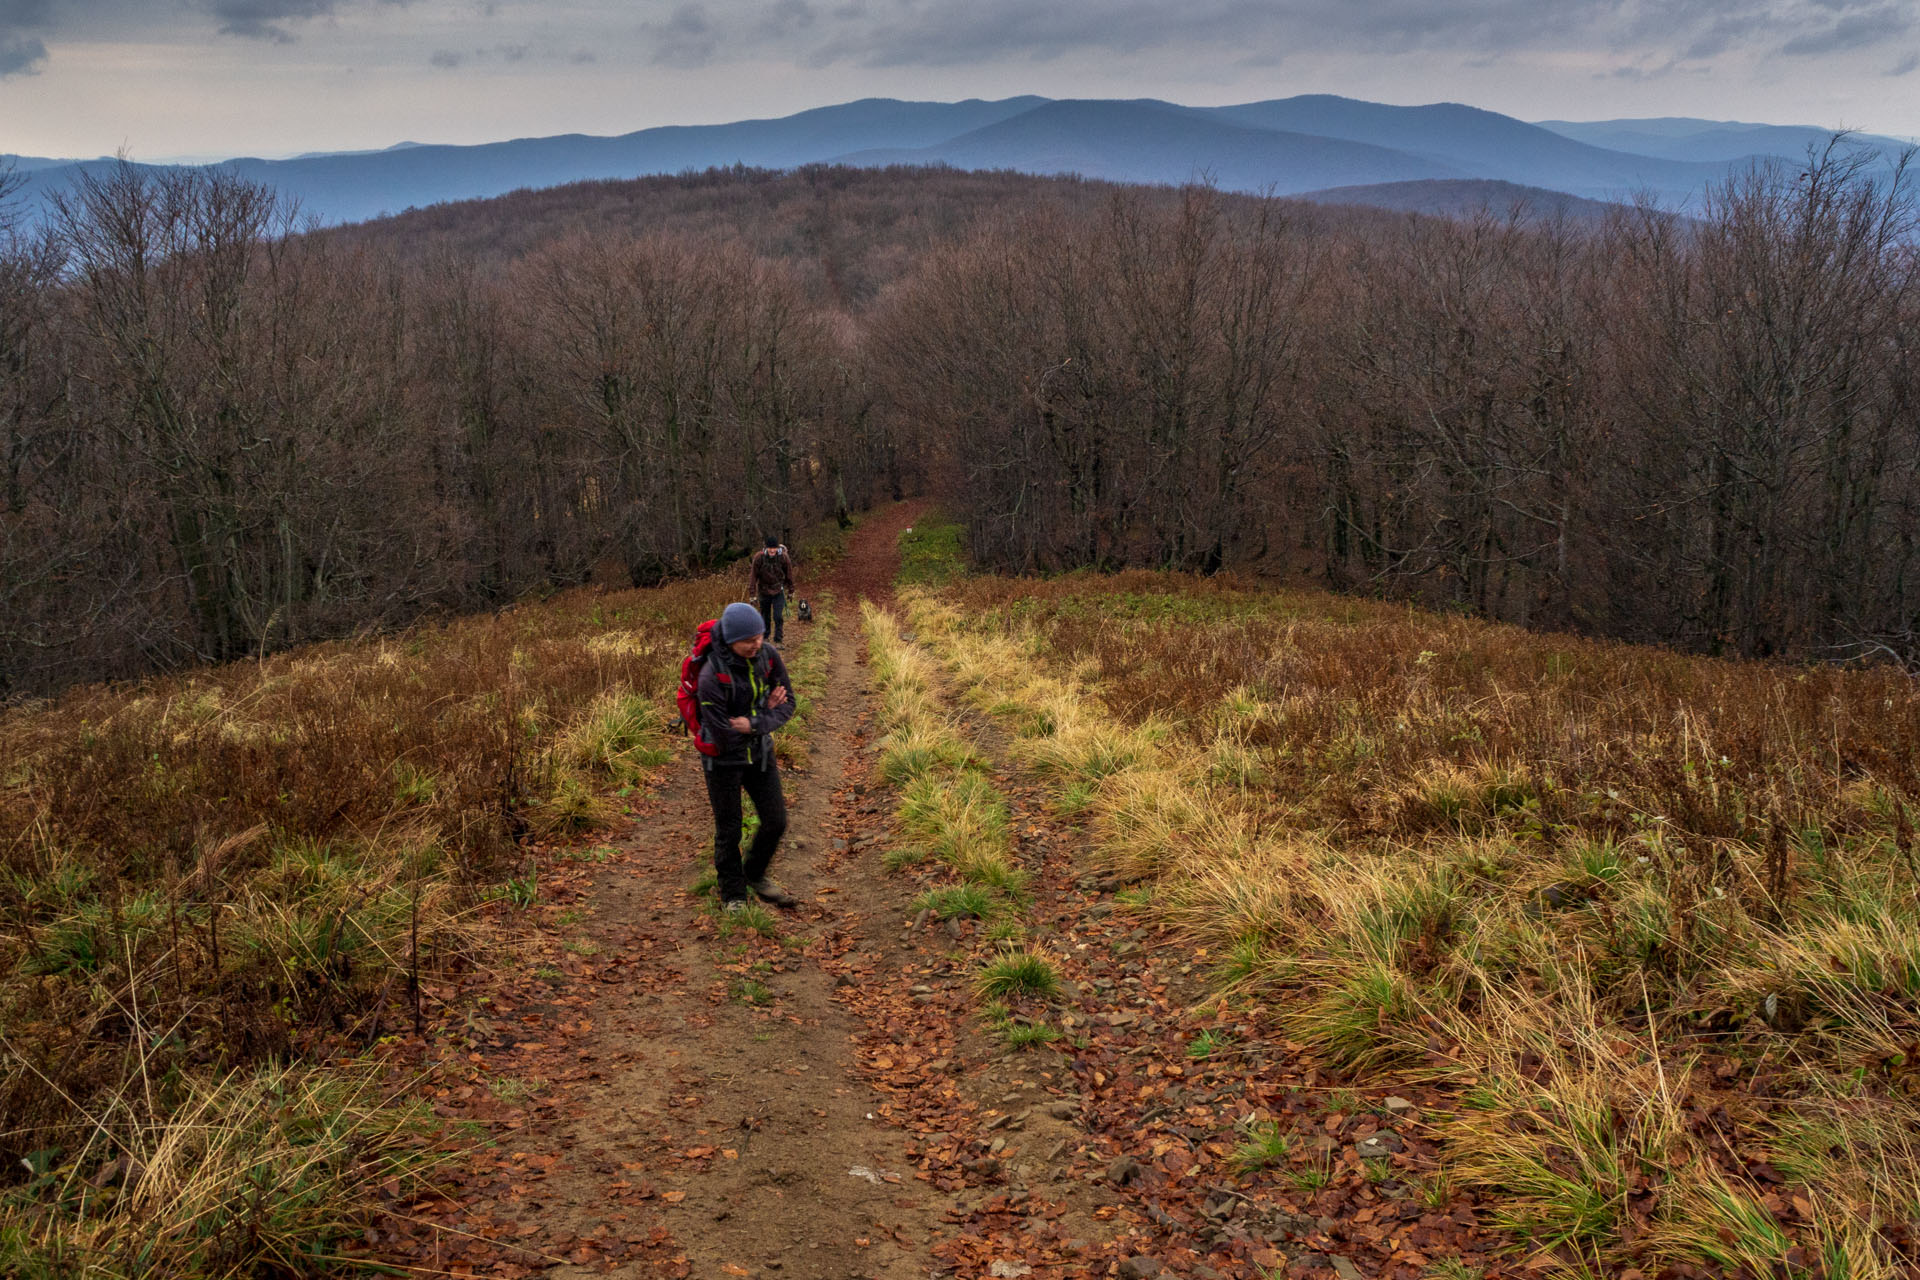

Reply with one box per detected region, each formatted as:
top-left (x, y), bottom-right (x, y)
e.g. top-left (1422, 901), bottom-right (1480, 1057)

top-left (364, 502), bottom-right (1497, 1280)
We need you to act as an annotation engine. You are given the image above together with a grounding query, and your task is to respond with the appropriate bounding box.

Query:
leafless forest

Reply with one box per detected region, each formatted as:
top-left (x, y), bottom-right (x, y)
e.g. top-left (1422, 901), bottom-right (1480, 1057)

top-left (3, 151), bottom-right (1916, 696)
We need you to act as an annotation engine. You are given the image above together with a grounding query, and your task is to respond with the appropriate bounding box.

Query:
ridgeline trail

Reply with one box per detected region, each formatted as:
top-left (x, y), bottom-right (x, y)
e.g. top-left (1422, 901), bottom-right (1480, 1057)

top-left (367, 502), bottom-right (1485, 1280)
top-left (374, 501), bottom-right (977, 1280)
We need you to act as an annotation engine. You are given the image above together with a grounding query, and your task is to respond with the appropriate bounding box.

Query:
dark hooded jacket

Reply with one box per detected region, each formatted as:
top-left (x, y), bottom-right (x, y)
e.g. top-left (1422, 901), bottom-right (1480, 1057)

top-left (696, 641), bottom-right (797, 768)
top-left (749, 545), bottom-right (795, 596)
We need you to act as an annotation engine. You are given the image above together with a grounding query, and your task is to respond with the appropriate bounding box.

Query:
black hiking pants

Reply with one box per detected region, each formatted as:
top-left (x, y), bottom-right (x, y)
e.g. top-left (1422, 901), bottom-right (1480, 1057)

top-left (704, 757), bottom-right (788, 902)
top-left (756, 591), bottom-right (786, 644)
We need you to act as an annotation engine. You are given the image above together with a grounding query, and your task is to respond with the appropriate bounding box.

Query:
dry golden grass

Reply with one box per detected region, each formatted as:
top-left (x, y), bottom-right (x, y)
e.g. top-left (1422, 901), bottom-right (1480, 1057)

top-left (914, 569), bottom-right (1920, 1273)
top-left (863, 602), bottom-right (1024, 899)
top-left (0, 573), bottom-right (736, 1273)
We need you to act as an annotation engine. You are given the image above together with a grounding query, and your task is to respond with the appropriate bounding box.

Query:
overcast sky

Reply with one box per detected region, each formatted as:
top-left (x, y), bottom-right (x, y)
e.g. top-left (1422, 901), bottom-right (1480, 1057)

top-left (4, 0), bottom-right (1918, 160)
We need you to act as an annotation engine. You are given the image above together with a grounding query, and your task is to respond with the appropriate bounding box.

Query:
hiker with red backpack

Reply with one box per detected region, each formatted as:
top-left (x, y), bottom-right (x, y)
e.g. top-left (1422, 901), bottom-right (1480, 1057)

top-left (679, 601), bottom-right (801, 913)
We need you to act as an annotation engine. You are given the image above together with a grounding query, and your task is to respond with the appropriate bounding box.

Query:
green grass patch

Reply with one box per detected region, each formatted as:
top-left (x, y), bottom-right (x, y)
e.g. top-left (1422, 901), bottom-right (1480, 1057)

top-left (914, 884), bottom-right (997, 920)
top-left (897, 516), bottom-right (968, 586)
top-left (718, 902), bottom-right (781, 939)
top-left (1233, 1121), bottom-right (1294, 1172)
top-left (976, 950), bottom-right (1060, 1000)
top-left (1002, 1021), bottom-right (1062, 1050)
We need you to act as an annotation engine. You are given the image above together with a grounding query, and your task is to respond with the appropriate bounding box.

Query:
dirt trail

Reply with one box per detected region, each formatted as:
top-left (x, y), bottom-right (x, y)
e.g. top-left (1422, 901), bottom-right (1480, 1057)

top-left (380, 502), bottom-right (955, 1280)
top-left (369, 502), bottom-right (1495, 1280)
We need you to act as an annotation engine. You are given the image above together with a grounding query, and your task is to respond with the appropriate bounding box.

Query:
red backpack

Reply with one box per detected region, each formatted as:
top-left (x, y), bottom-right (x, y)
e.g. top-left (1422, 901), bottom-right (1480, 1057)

top-left (675, 620), bottom-right (727, 758)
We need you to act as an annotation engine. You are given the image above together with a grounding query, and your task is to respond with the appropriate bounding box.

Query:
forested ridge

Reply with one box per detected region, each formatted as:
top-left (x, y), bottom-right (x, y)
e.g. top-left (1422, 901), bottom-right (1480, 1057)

top-left (3, 147), bottom-right (1916, 697)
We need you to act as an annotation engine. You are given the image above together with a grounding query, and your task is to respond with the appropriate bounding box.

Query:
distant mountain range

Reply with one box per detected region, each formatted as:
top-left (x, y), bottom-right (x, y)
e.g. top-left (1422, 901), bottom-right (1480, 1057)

top-left (6, 96), bottom-right (1911, 231)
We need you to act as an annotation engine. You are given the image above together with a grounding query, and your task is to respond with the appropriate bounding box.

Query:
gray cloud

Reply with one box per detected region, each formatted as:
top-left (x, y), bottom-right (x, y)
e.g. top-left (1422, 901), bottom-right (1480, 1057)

top-left (212, 0), bottom-right (341, 41)
top-left (0, 0), bottom-right (48, 76)
top-left (422, 39), bottom-right (579, 71)
top-left (0, 34), bottom-right (44, 75)
top-left (793, 0), bottom-right (1605, 67)
top-left (0, 0), bottom-right (415, 47)
top-left (1890, 50), bottom-right (1920, 75)
top-left (614, 0), bottom-right (1920, 74)
top-left (0, 0), bottom-right (52, 25)
top-left (1779, 5), bottom-right (1911, 56)
top-left (647, 3), bottom-right (716, 68)
top-left (765, 0), bottom-right (814, 38)
top-left (6, 0), bottom-right (1919, 90)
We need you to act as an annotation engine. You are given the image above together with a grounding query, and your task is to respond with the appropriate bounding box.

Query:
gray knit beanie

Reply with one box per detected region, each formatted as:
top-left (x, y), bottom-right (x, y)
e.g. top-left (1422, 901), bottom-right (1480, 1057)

top-left (719, 601), bottom-right (765, 644)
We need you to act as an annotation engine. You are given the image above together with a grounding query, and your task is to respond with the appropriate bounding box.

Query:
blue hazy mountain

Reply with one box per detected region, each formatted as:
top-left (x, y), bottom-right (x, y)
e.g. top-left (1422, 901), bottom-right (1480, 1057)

top-left (9, 97), bottom-right (1048, 227)
top-left (1203, 97), bottom-right (1732, 201)
top-left (1535, 117), bottom-right (1915, 168)
top-left (834, 99), bottom-right (1468, 194)
top-left (7, 95), bottom-right (1893, 231)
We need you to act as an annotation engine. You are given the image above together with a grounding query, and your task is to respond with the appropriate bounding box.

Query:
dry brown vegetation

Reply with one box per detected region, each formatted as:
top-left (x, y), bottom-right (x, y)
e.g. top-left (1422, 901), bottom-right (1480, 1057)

top-left (0, 164), bottom-right (888, 697)
top-left (9, 151), bottom-right (1915, 697)
top-left (871, 147), bottom-right (1920, 664)
top-left (906, 561), bottom-right (1920, 1274)
top-left (0, 570), bottom-right (737, 1274)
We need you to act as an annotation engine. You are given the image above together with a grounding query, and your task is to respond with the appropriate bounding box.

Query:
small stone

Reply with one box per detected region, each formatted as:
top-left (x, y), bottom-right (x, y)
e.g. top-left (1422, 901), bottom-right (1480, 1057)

top-left (1117, 1258), bottom-right (1165, 1280)
top-left (1383, 1096), bottom-right (1417, 1113)
top-left (831, 838), bottom-right (848, 851)
top-left (908, 909), bottom-right (930, 932)
top-left (1106, 1155), bottom-right (1144, 1186)
top-left (910, 984), bottom-right (934, 994)
top-left (988, 1136), bottom-right (1006, 1154)
top-left (1329, 1257), bottom-right (1365, 1280)
top-left (1046, 1102), bottom-right (1078, 1120)
top-left (1355, 1132), bottom-right (1404, 1160)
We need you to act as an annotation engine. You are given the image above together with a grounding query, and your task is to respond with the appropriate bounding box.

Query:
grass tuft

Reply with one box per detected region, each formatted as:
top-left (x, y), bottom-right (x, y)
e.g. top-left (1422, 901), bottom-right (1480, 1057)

top-left (976, 950), bottom-right (1061, 1000)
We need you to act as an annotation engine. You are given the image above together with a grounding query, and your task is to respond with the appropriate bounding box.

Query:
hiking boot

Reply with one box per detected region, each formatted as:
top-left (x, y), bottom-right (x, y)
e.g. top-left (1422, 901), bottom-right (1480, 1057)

top-left (748, 879), bottom-right (799, 909)
top-left (722, 898), bottom-right (749, 915)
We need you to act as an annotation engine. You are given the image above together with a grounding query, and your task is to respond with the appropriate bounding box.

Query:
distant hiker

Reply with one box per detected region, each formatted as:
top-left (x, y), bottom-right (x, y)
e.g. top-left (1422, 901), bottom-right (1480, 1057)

top-left (695, 602), bottom-right (800, 913)
top-left (747, 535), bottom-right (796, 645)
